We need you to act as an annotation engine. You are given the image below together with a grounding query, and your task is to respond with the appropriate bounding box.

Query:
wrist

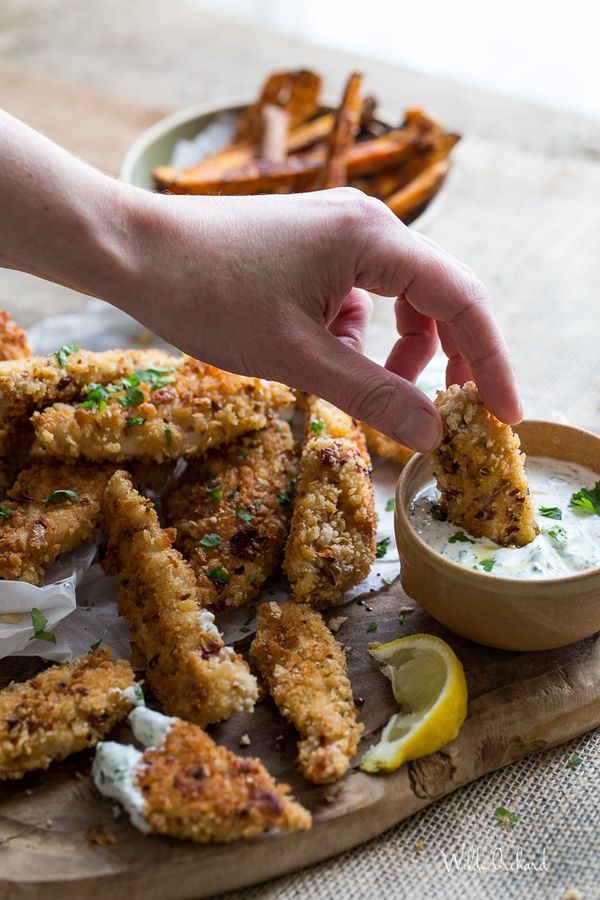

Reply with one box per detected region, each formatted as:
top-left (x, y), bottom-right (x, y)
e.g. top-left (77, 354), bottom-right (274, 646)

top-left (111, 190), bottom-right (214, 337)
top-left (70, 178), bottom-right (155, 317)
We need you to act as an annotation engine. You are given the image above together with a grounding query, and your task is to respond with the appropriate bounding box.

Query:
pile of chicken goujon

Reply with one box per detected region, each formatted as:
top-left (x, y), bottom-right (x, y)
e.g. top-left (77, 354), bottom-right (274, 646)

top-left (0, 311), bottom-right (425, 842)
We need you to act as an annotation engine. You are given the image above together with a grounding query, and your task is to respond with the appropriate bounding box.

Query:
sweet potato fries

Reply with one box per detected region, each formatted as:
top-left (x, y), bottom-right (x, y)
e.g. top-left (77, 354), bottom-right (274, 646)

top-left (153, 69), bottom-right (460, 224)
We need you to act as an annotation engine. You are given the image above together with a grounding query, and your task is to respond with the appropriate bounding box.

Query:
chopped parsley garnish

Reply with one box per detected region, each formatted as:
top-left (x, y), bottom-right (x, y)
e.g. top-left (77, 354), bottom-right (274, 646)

top-left (126, 415), bottom-right (145, 428)
top-left (276, 478), bottom-right (297, 506)
top-left (570, 481), bottom-right (600, 516)
top-left (566, 753), bottom-right (582, 769)
top-left (398, 613), bottom-right (405, 625)
top-left (545, 524), bottom-right (567, 545)
top-left (478, 558), bottom-right (496, 572)
top-left (382, 576), bottom-right (393, 587)
top-left (494, 806), bottom-right (520, 825)
top-left (376, 537), bottom-right (391, 558)
top-left (248, 572), bottom-right (258, 583)
top-left (134, 367), bottom-right (176, 390)
top-left (235, 505), bottom-right (255, 525)
top-left (243, 612), bottom-right (256, 627)
top-left (89, 639), bottom-right (103, 652)
top-left (133, 685), bottom-right (145, 703)
top-left (164, 425), bottom-right (173, 446)
top-left (78, 383), bottom-right (109, 411)
top-left (539, 506), bottom-right (562, 520)
top-left (208, 485), bottom-right (223, 501)
top-left (41, 489), bottom-right (80, 505)
top-left (198, 533), bottom-right (221, 548)
top-left (367, 621), bottom-right (378, 633)
top-left (310, 418), bottom-right (325, 435)
top-left (0, 506), bottom-right (13, 518)
top-left (385, 498), bottom-right (395, 512)
top-left (52, 342), bottom-right (80, 367)
top-left (117, 384), bottom-right (145, 408)
top-left (449, 530), bottom-right (474, 544)
top-left (238, 452), bottom-right (249, 460)
top-left (228, 489), bottom-right (238, 500)
top-left (30, 608), bottom-right (56, 644)
top-left (207, 566), bottom-right (229, 584)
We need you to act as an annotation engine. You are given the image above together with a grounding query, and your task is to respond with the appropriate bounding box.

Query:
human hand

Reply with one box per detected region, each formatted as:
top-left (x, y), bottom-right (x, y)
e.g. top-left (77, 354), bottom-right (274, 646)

top-left (0, 112), bottom-right (518, 453)
top-left (124, 188), bottom-right (520, 452)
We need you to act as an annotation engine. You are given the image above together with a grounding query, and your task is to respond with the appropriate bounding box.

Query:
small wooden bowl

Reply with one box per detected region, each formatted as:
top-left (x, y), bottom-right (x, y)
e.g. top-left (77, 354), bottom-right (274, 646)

top-left (394, 420), bottom-right (600, 651)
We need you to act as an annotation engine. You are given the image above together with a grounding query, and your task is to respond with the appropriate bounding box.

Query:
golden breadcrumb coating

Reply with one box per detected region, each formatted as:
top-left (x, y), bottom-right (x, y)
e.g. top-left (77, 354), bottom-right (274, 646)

top-left (0, 311), bottom-right (31, 361)
top-left (0, 348), bottom-right (180, 451)
top-left (0, 312), bottom-right (33, 492)
top-left (139, 719), bottom-right (311, 840)
top-left (284, 398), bottom-right (376, 607)
top-left (361, 423), bottom-right (413, 466)
top-left (0, 462), bottom-right (114, 584)
top-left (94, 709), bottom-right (311, 841)
top-left (164, 421), bottom-right (297, 610)
top-left (102, 470), bottom-right (258, 726)
top-left (31, 357), bottom-right (294, 463)
top-left (251, 602), bottom-right (363, 784)
top-left (433, 382), bottom-right (538, 547)
top-left (0, 649), bottom-right (136, 780)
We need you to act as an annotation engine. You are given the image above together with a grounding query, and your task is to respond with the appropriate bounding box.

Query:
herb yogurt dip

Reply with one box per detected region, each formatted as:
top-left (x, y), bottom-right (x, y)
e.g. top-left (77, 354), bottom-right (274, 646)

top-left (409, 457), bottom-right (600, 579)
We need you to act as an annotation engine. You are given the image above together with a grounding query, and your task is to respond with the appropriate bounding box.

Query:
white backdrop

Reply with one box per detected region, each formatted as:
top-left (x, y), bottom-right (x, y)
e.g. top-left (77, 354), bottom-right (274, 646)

top-left (190, 0), bottom-right (600, 121)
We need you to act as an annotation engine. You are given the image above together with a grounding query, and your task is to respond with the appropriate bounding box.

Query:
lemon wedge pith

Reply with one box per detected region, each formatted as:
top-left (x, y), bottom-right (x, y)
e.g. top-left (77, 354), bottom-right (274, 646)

top-left (360, 634), bottom-right (468, 773)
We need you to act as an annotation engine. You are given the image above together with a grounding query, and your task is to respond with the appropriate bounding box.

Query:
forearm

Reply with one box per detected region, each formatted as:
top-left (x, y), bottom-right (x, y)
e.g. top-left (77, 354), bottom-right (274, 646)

top-left (0, 110), bottom-right (141, 304)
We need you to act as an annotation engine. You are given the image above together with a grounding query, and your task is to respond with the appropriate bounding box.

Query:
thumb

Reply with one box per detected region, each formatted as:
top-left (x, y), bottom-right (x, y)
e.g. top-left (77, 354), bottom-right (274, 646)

top-left (294, 322), bottom-right (441, 453)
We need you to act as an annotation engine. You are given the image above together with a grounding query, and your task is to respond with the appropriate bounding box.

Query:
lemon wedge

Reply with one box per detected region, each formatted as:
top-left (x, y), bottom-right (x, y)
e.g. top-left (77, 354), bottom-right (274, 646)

top-left (360, 633), bottom-right (468, 773)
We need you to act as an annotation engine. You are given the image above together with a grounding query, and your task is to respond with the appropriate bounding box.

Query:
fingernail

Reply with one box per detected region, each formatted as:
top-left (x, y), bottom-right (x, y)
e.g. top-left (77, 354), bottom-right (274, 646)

top-left (394, 409), bottom-right (441, 453)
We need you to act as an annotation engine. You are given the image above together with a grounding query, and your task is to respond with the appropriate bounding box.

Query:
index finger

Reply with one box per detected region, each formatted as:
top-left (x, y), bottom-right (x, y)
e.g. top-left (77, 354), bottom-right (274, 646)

top-left (355, 214), bottom-right (522, 424)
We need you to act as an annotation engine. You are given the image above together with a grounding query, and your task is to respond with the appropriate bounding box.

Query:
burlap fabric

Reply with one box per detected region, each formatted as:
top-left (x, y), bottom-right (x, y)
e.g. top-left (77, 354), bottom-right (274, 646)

top-left (1, 2), bottom-right (599, 896)
top-left (222, 730), bottom-right (600, 899)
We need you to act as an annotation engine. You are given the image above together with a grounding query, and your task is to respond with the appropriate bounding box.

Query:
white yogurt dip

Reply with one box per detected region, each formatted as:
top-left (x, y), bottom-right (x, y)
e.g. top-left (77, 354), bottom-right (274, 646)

top-left (409, 457), bottom-right (600, 579)
top-left (92, 707), bottom-right (176, 833)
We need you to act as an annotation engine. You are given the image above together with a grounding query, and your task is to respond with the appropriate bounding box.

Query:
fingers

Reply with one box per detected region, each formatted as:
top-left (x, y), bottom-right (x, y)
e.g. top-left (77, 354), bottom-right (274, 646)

top-left (328, 288), bottom-right (372, 352)
top-left (293, 321), bottom-right (442, 453)
top-left (437, 321), bottom-right (474, 387)
top-left (385, 294), bottom-right (439, 383)
top-left (354, 206), bottom-right (522, 424)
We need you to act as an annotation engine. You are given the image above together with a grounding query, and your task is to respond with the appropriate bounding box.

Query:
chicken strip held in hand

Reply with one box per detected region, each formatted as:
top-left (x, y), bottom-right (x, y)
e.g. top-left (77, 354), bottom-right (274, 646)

top-left (0, 462), bottom-right (114, 584)
top-left (0, 648), bottom-right (138, 781)
top-left (31, 357), bottom-right (294, 462)
top-left (433, 382), bottom-right (538, 547)
top-left (164, 420), bottom-right (297, 610)
top-left (102, 470), bottom-right (258, 727)
top-left (93, 706), bottom-right (311, 841)
top-left (284, 397), bottom-right (376, 607)
top-left (250, 601), bottom-right (364, 784)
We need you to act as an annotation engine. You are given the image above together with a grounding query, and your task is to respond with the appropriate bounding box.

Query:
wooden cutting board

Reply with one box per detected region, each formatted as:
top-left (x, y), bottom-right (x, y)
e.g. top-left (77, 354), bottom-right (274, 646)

top-left (1, 580), bottom-right (599, 899)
